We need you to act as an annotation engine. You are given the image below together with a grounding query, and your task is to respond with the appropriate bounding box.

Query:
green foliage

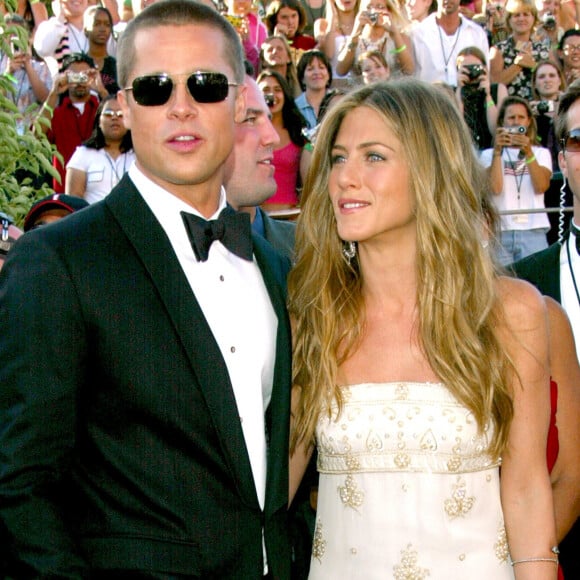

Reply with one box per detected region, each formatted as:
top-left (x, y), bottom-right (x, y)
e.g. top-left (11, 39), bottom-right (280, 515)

top-left (0, 8), bottom-right (61, 228)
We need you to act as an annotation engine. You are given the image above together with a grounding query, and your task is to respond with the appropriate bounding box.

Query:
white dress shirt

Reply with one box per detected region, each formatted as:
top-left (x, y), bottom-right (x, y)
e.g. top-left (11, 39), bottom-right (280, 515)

top-left (129, 165), bottom-right (278, 514)
top-left (560, 223), bottom-right (580, 361)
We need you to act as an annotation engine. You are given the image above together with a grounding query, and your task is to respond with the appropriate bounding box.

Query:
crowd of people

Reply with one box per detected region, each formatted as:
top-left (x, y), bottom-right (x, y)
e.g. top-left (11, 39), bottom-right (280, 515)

top-left (0, 0), bottom-right (579, 579)
top-left (2, 0), bottom-right (580, 260)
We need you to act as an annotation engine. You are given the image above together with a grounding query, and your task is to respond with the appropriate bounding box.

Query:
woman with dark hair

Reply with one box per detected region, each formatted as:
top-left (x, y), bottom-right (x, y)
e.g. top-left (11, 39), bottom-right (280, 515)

top-left (357, 49), bottom-right (390, 83)
top-left (296, 49), bottom-right (333, 129)
top-left (456, 45), bottom-right (507, 151)
top-left (266, 0), bottom-right (317, 51)
top-left (481, 95), bottom-right (552, 265)
top-left (83, 5), bottom-right (119, 95)
top-left (257, 69), bottom-right (307, 211)
top-left (66, 95), bottom-right (135, 203)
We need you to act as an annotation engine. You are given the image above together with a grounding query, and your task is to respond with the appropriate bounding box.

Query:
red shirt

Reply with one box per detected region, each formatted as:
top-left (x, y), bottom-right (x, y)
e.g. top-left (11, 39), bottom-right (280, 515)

top-left (47, 95), bottom-right (99, 192)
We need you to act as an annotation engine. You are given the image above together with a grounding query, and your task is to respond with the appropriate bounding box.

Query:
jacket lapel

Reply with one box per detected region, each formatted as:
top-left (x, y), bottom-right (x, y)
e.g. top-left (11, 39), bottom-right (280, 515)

top-left (105, 178), bottom-right (259, 508)
top-left (252, 234), bottom-right (292, 518)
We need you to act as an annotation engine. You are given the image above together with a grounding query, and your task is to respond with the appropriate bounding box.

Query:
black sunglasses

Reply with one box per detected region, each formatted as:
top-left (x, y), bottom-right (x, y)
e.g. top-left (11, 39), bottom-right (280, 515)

top-left (560, 128), bottom-right (580, 152)
top-left (124, 71), bottom-right (239, 106)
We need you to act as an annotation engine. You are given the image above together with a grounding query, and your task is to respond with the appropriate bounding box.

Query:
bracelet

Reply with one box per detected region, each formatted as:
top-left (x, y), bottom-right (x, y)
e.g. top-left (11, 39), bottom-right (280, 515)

top-left (525, 154), bottom-right (536, 164)
top-left (346, 37), bottom-right (358, 51)
top-left (485, 99), bottom-right (495, 109)
top-left (390, 44), bottom-right (407, 55)
top-left (510, 546), bottom-right (559, 567)
top-left (493, 150), bottom-right (502, 157)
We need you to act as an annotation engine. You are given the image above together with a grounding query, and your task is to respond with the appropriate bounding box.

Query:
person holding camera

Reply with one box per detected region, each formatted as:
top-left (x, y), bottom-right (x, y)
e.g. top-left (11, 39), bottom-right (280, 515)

top-left (456, 45), bottom-right (507, 150)
top-left (335, 0), bottom-right (414, 81)
top-left (35, 52), bottom-right (106, 192)
top-left (481, 95), bottom-right (552, 265)
top-left (489, 0), bottom-right (550, 101)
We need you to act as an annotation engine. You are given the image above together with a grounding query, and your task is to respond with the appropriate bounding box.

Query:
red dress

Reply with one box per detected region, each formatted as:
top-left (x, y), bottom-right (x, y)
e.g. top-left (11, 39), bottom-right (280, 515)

top-left (547, 379), bottom-right (564, 580)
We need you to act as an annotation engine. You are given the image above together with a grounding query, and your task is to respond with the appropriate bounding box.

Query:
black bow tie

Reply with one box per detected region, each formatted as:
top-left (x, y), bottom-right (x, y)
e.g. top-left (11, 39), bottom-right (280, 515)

top-left (571, 221), bottom-right (580, 255)
top-left (181, 206), bottom-right (253, 262)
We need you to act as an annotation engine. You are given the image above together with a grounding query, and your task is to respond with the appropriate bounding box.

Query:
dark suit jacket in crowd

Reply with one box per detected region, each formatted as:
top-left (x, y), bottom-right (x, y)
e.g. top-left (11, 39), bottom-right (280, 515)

top-left (258, 208), bottom-right (296, 263)
top-left (0, 177), bottom-right (292, 579)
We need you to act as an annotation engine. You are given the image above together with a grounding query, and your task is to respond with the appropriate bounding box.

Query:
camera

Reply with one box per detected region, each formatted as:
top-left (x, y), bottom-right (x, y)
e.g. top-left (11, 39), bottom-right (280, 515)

top-left (368, 11), bottom-right (379, 24)
top-left (541, 12), bottom-right (557, 31)
top-left (506, 125), bottom-right (526, 134)
top-left (530, 100), bottom-right (555, 115)
top-left (264, 93), bottom-right (275, 106)
top-left (66, 71), bottom-right (89, 84)
top-left (464, 63), bottom-right (485, 82)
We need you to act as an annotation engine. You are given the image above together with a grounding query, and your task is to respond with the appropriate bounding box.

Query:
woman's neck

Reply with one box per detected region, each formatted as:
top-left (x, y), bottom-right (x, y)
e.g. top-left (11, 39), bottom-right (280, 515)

top-left (104, 141), bottom-right (122, 158)
top-left (272, 63), bottom-right (288, 77)
top-left (512, 30), bottom-right (531, 42)
top-left (88, 44), bottom-right (108, 59)
top-left (305, 86), bottom-right (326, 111)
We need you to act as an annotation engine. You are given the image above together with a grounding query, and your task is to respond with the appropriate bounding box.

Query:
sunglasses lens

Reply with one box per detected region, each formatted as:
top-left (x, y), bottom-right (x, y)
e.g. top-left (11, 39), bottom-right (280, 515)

top-left (187, 72), bottom-right (229, 103)
top-left (565, 130), bottom-right (580, 152)
top-left (132, 75), bottom-right (174, 106)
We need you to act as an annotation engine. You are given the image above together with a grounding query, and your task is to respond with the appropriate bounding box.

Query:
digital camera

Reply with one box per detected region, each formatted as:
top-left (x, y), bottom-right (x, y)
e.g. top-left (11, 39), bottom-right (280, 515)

top-left (530, 100), bottom-right (555, 115)
top-left (541, 12), bottom-right (557, 31)
top-left (368, 11), bottom-right (379, 24)
top-left (464, 63), bottom-right (485, 82)
top-left (506, 125), bottom-right (526, 134)
top-left (66, 71), bottom-right (89, 84)
top-left (264, 93), bottom-right (275, 106)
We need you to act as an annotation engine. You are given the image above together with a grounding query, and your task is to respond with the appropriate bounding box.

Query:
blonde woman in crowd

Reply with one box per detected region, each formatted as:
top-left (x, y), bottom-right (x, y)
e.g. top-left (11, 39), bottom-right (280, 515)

top-left (288, 78), bottom-right (557, 578)
top-left (335, 0), bottom-right (413, 79)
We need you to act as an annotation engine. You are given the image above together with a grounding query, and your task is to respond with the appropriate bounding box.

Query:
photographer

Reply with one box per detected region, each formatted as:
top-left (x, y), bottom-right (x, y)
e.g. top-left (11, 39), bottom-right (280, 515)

top-left (481, 96), bottom-right (552, 265)
top-left (34, 53), bottom-right (104, 192)
top-left (456, 46), bottom-right (507, 150)
top-left (530, 59), bottom-right (565, 167)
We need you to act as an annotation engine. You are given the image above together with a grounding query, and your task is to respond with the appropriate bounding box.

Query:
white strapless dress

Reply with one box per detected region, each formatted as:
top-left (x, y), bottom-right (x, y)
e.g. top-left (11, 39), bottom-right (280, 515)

top-left (309, 382), bottom-right (514, 579)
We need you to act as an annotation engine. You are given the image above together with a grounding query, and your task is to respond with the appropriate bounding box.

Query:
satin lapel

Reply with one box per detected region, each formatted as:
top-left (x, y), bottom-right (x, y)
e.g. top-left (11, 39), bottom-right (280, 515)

top-left (105, 178), bottom-right (258, 508)
top-left (252, 234), bottom-right (292, 517)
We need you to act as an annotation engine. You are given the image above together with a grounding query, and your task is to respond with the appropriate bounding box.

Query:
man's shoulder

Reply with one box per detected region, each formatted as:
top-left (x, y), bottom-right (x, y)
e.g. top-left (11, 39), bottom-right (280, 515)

top-left (511, 242), bottom-right (562, 295)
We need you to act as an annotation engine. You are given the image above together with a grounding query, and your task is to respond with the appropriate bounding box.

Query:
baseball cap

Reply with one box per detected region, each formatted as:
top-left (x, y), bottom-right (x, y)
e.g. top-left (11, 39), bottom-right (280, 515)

top-left (24, 194), bottom-right (89, 232)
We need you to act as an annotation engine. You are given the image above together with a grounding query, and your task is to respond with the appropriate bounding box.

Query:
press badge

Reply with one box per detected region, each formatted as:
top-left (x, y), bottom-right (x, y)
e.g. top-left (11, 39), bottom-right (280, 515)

top-left (513, 214), bottom-right (529, 224)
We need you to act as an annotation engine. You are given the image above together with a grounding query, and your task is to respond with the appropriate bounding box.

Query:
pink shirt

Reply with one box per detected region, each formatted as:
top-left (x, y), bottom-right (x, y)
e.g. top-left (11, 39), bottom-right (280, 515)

top-left (270, 142), bottom-right (302, 205)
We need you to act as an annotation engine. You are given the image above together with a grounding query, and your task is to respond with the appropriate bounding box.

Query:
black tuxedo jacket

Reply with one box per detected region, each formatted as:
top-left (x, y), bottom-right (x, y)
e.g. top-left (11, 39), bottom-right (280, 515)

top-left (258, 208), bottom-right (296, 263)
top-left (0, 177), bottom-right (292, 579)
top-left (511, 239), bottom-right (563, 301)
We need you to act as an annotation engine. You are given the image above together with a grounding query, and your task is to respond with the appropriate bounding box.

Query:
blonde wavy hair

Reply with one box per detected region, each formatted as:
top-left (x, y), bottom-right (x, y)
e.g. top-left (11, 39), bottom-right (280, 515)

top-left (288, 79), bottom-right (514, 459)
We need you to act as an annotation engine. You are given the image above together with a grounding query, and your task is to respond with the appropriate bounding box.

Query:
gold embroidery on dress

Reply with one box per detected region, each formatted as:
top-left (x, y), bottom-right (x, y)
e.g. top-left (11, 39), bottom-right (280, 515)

top-left (312, 519), bottom-right (327, 563)
top-left (447, 456), bottom-right (462, 472)
top-left (338, 474), bottom-right (364, 509)
top-left (345, 454), bottom-right (361, 470)
top-left (366, 429), bottom-right (383, 451)
top-left (394, 453), bottom-right (411, 469)
top-left (494, 523), bottom-right (509, 563)
top-left (444, 476), bottom-right (475, 518)
top-left (393, 543), bottom-right (430, 579)
top-left (419, 429), bottom-right (437, 451)
top-left (395, 383), bottom-right (409, 400)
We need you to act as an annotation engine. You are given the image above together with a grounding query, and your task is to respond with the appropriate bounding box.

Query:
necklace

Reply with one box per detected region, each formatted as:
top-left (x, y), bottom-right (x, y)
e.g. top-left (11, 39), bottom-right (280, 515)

top-left (67, 23), bottom-right (88, 53)
top-left (504, 148), bottom-right (526, 201)
top-left (437, 18), bottom-right (463, 76)
top-left (104, 151), bottom-right (127, 189)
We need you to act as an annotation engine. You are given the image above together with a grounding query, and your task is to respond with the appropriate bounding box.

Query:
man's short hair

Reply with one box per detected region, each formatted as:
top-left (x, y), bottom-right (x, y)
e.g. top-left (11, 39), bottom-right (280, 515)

top-left (555, 85), bottom-right (580, 145)
top-left (116, 0), bottom-right (245, 89)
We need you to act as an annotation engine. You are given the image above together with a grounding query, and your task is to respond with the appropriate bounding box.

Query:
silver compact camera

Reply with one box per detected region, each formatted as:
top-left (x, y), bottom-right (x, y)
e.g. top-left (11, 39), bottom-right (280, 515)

top-left (506, 125), bottom-right (526, 135)
top-left (67, 71), bottom-right (89, 84)
top-left (366, 10), bottom-right (379, 24)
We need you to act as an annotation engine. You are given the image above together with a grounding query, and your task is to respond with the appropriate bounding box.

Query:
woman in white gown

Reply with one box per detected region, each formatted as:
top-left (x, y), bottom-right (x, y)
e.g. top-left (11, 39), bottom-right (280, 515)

top-left (288, 79), bottom-right (558, 579)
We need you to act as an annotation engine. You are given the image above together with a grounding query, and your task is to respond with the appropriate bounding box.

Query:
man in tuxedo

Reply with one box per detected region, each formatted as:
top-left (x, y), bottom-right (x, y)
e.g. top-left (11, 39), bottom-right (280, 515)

top-left (0, 2), bottom-right (291, 578)
top-left (512, 84), bottom-right (580, 579)
top-left (224, 74), bottom-right (295, 262)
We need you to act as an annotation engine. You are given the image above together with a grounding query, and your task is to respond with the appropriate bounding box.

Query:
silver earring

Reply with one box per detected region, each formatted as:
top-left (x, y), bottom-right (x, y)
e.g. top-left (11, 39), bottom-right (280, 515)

top-left (342, 241), bottom-right (357, 264)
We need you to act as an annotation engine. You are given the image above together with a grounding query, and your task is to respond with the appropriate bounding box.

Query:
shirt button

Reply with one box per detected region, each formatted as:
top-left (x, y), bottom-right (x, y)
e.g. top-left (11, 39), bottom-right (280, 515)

top-left (230, 346), bottom-right (236, 353)
top-left (219, 275), bottom-right (225, 282)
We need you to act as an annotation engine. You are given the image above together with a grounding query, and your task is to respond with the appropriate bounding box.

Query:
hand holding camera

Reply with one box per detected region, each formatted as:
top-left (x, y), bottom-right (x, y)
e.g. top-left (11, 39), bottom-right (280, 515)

top-left (496, 125), bottom-right (529, 149)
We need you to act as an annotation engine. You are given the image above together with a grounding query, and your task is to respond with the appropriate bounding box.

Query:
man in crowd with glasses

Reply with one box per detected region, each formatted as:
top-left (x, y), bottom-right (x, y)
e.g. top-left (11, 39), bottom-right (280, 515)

top-left (0, 2), bottom-right (292, 578)
top-left (513, 84), bottom-right (580, 580)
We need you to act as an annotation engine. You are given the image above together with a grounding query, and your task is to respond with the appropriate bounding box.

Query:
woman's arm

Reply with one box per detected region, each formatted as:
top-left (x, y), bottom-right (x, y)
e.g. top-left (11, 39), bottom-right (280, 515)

top-left (65, 168), bottom-right (88, 198)
top-left (544, 297), bottom-right (580, 542)
top-left (289, 385), bottom-right (314, 506)
top-left (498, 278), bottom-right (557, 580)
top-left (490, 45), bottom-right (524, 86)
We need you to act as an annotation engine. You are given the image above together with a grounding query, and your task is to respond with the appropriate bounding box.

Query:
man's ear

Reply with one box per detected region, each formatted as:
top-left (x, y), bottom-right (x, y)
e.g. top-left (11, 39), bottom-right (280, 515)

top-left (117, 89), bottom-right (131, 131)
top-left (234, 84), bottom-right (247, 124)
top-left (559, 149), bottom-right (568, 179)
